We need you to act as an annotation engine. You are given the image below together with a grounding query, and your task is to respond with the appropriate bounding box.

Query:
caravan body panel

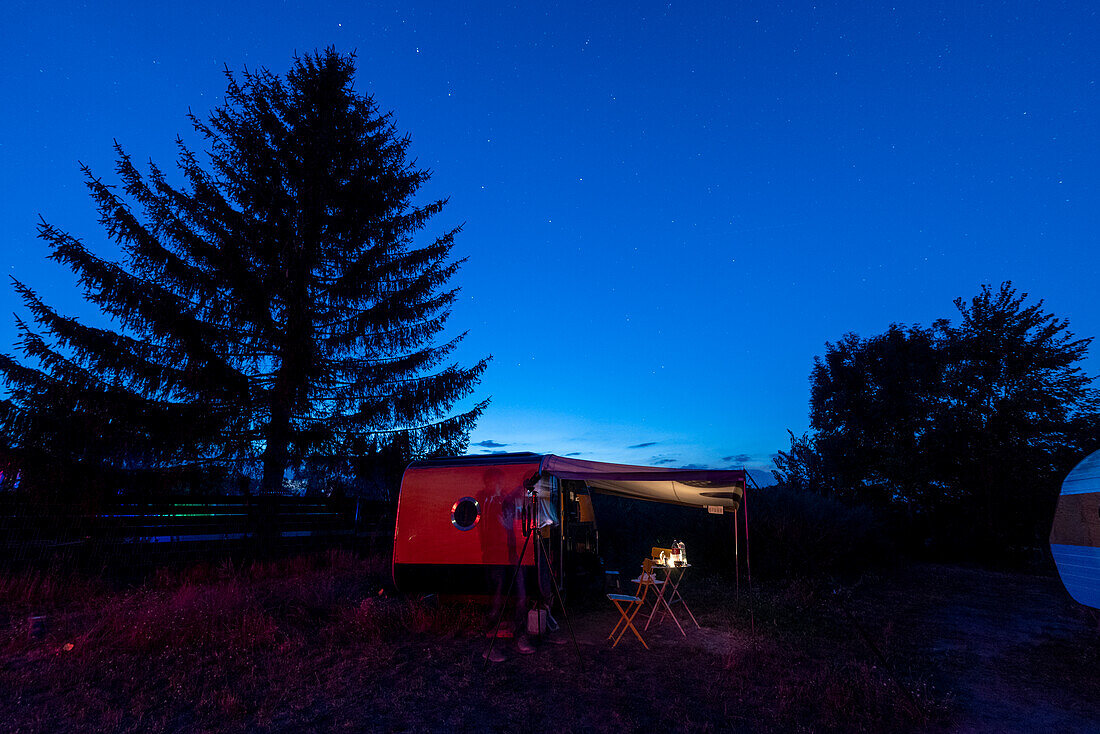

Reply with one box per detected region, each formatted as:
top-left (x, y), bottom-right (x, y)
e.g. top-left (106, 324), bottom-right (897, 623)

top-left (392, 455), bottom-right (542, 593)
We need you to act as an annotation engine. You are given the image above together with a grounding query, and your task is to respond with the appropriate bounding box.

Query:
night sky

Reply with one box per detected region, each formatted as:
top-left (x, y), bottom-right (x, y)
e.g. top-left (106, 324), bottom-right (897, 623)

top-left (2, 2), bottom-right (1096, 476)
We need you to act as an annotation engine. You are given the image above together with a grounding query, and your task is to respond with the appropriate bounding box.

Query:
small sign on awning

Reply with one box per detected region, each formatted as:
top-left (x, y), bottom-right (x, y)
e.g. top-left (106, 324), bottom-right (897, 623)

top-left (706, 505), bottom-right (725, 514)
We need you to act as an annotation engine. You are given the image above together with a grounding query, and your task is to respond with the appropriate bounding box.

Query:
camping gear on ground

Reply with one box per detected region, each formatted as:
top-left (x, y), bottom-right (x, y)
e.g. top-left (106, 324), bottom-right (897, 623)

top-left (1050, 449), bottom-right (1100, 609)
top-left (527, 607), bottom-right (549, 635)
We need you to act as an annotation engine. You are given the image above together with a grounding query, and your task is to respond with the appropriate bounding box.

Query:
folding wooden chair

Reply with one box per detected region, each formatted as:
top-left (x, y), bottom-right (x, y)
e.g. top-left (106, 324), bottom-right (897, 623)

top-left (651, 546), bottom-right (676, 565)
top-left (630, 556), bottom-right (665, 621)
top-left (606, 560), bottom-right (654, 649)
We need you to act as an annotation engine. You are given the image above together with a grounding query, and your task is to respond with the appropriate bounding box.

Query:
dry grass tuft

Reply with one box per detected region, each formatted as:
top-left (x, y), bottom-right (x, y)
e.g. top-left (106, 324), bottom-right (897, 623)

top-left (336, 594), bottom-right (484, 642)
top-left (0, 567), bottom-right (108, 614)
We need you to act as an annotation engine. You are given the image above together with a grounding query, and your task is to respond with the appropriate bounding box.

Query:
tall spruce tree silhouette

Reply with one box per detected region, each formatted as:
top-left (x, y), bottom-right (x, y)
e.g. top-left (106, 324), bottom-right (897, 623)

top-left (0, 49), bottom-right (488, 497)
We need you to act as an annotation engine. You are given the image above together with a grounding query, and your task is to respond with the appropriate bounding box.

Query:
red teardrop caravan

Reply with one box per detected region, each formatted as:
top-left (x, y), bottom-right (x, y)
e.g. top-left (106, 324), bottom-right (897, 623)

top-left (391, 452), bottom-right (748, 595)
top-left (392, 453), bottom-right (548, 594)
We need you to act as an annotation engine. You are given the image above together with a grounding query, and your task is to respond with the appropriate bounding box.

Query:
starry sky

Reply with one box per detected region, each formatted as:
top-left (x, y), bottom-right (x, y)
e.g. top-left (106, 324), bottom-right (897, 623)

top-left (1, 2), bottom-right (1097, 479)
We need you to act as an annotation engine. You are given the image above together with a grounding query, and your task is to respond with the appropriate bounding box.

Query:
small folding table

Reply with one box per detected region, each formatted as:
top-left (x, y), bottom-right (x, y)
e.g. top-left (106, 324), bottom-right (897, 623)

top-left (644, 562), bottom-right (700, 636)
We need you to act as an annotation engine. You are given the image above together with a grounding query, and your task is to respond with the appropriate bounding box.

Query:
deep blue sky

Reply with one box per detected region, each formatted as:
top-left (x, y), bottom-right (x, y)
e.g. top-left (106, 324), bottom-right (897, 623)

top-left (1, 2), bottom-right (1097, 475)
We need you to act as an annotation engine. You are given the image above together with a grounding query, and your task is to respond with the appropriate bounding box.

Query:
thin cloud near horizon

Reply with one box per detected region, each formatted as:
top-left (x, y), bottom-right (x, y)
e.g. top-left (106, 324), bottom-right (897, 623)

top-left (473, 440), bottom-right (509, 448)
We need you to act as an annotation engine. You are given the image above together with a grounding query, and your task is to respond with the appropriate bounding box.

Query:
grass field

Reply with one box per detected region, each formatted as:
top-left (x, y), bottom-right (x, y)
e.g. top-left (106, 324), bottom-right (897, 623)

top-left (1, 551), bottom-right (1096, 732)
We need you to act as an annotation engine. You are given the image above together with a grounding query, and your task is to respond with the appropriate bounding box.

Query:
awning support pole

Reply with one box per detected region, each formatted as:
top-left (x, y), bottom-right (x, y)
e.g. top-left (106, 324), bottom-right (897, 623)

top-left (743, 484), bottom-right (752, 587)
top-left (734, 506), bottom-right (740, 598)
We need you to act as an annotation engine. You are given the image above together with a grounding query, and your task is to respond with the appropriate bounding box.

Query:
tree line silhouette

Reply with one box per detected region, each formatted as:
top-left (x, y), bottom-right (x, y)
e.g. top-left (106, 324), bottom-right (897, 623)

top-left (774, 282), bottom-right (1098, 560)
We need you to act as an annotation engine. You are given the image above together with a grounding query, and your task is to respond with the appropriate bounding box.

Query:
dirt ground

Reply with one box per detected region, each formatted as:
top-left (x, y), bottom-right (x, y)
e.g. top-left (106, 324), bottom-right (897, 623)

top-left (842, 564), bottom-right (1099, 733)
top-left (1, 557), bottom-right (1097, 733)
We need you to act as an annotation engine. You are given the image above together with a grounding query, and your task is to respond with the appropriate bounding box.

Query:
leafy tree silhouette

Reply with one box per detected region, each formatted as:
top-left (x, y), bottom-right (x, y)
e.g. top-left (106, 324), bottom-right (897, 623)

top-left (776, 283), bottom-right (1098, 557)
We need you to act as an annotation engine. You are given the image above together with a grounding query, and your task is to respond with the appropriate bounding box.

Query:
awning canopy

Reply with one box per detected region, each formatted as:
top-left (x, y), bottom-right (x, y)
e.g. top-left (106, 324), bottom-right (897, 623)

top-left (540, 455), bottom-right (746, 510)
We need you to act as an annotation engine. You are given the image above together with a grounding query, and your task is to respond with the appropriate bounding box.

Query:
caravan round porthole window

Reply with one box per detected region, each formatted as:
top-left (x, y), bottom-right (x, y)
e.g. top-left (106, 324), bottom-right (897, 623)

top-left (451, 497), bottom-right (480, 530)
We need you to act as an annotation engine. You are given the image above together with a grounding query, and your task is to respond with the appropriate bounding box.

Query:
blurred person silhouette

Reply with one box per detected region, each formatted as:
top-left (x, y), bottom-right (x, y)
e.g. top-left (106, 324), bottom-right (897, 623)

top-left (480, 468), bottom-right (533, 661)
